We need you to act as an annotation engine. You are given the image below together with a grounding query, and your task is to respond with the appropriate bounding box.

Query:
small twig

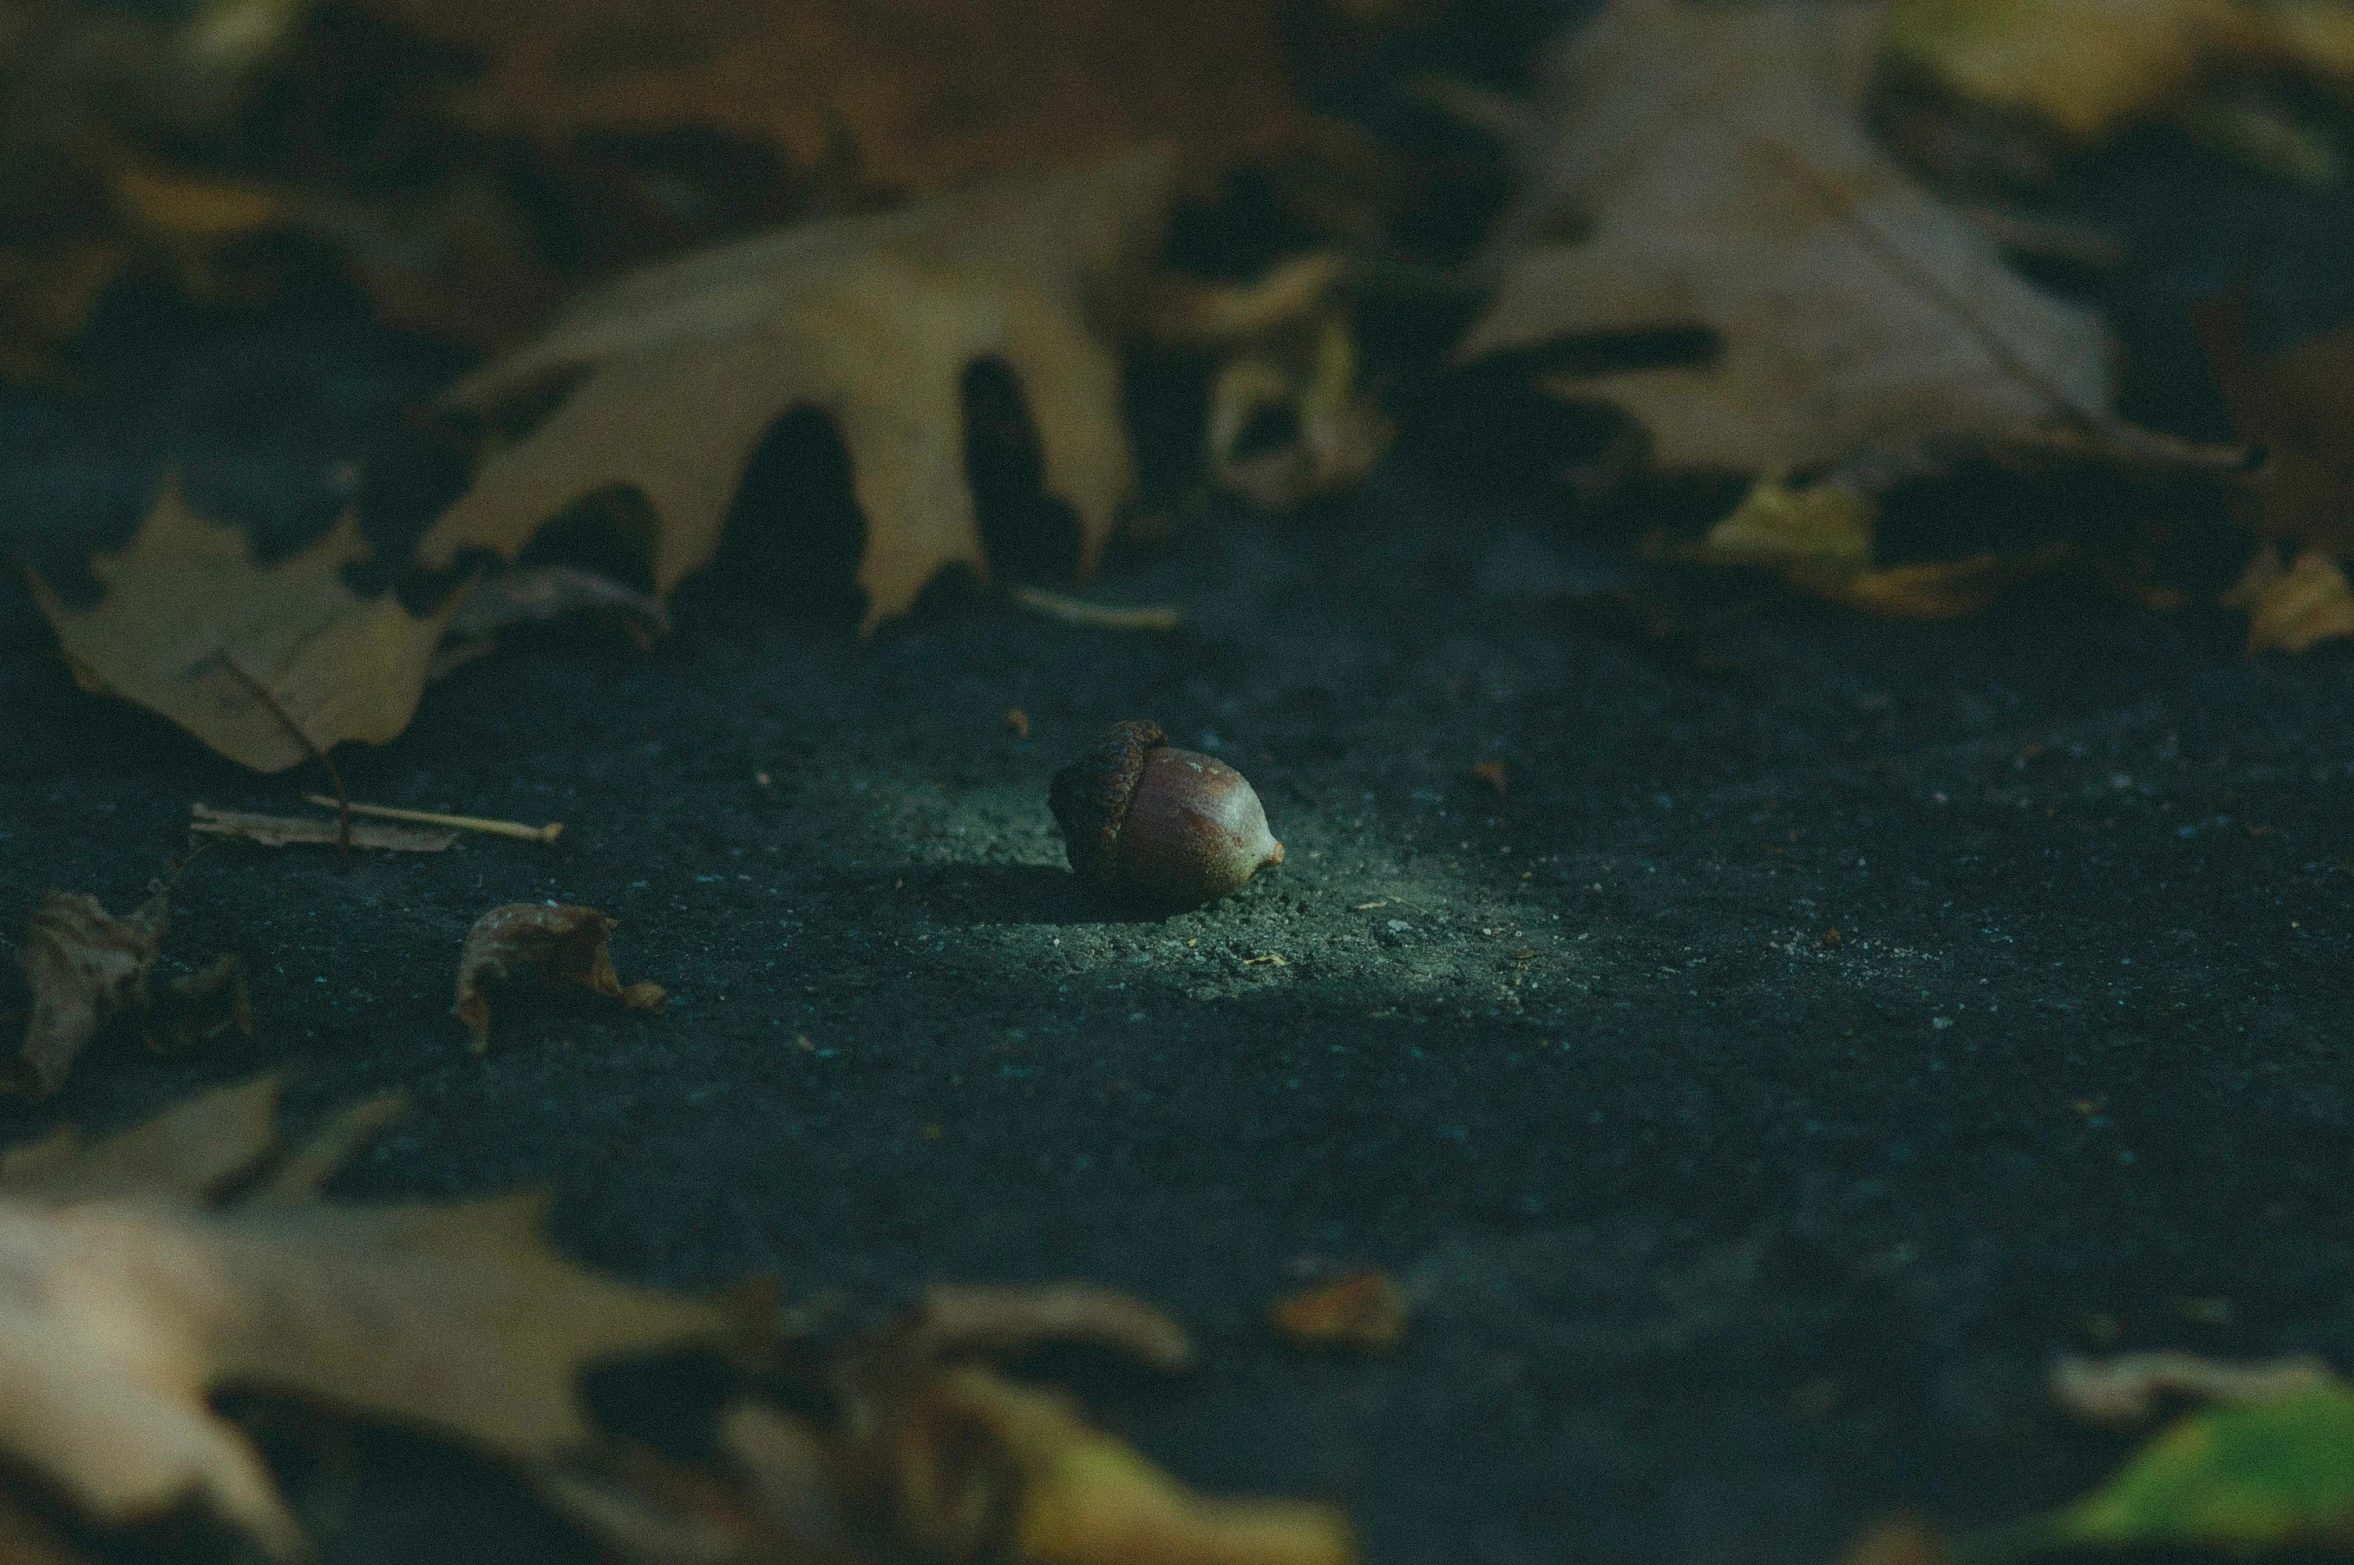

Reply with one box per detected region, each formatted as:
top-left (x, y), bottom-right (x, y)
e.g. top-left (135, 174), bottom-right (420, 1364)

top-left (219, 654), bottom-right (350, 852)
top-left (1009, 585), bottom-right (1183, 633)
top-left (302, 795), bottom-right (564, 844)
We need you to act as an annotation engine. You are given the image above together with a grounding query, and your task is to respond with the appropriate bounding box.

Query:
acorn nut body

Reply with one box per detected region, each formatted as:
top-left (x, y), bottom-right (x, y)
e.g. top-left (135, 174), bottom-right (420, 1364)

top-left (1050, 720), bottom-right (1283, 910)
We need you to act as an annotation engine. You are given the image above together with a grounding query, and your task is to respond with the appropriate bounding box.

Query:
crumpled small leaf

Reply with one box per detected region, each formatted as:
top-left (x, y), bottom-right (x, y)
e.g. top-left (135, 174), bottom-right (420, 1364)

top-left (0, 1076), bottom-right (735, 1557)
top-left (23, 480), bottom-right (464, 773)
top-left (416, 149), bottom-right (1174, 632)
top-left (2223, 543), bottom-right (2354, 653)
top-left (1269, 1268), bottom-right (1411, 1355)
top-left (454, 903), bottom-right (667, 1051)
top-left (1460, 0), bottom-right (2113, 477)
top-left (10, 884), bottom-right (170, 1099)
top-left (153, 952), bottom-right (254, 1055)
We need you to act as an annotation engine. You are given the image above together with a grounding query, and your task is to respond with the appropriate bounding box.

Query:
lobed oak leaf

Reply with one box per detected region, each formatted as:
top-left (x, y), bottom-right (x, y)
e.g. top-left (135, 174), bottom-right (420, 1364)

top-left (350, 0), bottom-right (1297, 196)
top-left (416, 149), bottom-right (1175, 632)
top-left (9, 883), bottom-right (170, 1099)
top-left (0, 1076), bottom-right (735, 1557)
top-left (454, 902), bottom-right (667, 1051)
top-left (1458, 0), bottom-right (2114, 478)
top-left (23, 479), bottom-right (464, 773)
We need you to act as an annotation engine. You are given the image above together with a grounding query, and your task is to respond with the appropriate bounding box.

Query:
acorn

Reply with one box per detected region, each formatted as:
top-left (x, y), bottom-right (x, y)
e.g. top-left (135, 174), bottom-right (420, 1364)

top-left (1050, 720), bottom-right (1284, 910)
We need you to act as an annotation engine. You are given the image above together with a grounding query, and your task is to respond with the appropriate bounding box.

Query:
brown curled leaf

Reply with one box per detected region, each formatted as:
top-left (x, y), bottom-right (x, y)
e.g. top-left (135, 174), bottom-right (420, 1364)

top-left (10, 884), bottom-right (171, 1098)
top-left (150, 952), bottom-right (253, 1055)
top-left (1270, 1268), bottom-right (1411, 1355)
top-left (454, 903), bottom-right (667, 1051)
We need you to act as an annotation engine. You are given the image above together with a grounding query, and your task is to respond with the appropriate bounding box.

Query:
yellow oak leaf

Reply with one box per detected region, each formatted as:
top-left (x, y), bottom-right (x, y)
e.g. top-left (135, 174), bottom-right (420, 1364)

top-left (416, 149), bottom-right (1174, 631)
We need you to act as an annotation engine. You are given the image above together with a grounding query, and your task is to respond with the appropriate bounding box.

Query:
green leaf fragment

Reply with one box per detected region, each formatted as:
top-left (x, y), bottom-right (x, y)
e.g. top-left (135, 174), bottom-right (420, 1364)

top-left (2041, 1389), bottom-right (2354, 1550)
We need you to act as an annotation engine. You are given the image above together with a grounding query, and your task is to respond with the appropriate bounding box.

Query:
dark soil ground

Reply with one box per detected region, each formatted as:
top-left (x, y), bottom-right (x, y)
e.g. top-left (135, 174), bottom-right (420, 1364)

top-left (5, 164), bottom-right (2354, 1564)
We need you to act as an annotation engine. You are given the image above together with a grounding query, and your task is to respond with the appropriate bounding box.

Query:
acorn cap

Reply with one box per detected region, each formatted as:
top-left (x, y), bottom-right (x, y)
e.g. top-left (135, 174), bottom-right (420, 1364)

top-left (1049, 719), bottom-right (1168, 889)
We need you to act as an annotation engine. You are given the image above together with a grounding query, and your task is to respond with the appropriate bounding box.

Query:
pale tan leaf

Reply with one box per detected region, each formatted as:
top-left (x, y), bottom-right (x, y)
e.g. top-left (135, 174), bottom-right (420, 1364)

top-left (1459, 0), bottom-right (2112, 475)
top-left (0, 1078), bottom-right (733, 1556)
top-left (25, 481), bottom-right (464, 773)
top-left (417, 150), bottom-right (1174, 632)
top-left (0, 1075), bottom-right (281, 1202)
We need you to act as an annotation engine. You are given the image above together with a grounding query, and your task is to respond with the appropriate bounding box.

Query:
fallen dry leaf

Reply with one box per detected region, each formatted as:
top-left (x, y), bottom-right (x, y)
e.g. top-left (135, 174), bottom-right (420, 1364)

top-left (2222, 543), bottom-right (2354, 652)
top-left (1885, 0), bottom-right (2354, 145)
top-left (2050, 1350), bottom-right (2344, 1429)
top-left (548, 1283), bottom-right (1357, 1565)
top-left (2195, 296), bottom-right (2354, 557)
top-left (191, 803), bottom-right (460, 852)
top-left (352, 0), bottom-right (1297, 195)
top-left (1270, 1268), bottom-right (1412, 1354)
top-left (0, 1075), bottom-right (735, 1556)
top-left (454, 903), bottom-right (668, 1051)
top-left (24, 480), bottom-right (463, 773)
top-left (1460, 0), bottom-right (2113, 477)
top-left (1689, 472), bottom-right (2081, 618)
top-left (9, 883), bottom-right (170, 1098)
top-left (416, 149), bottom-right (1174, 632)
top-left (0, 0), bottom-right (315, 374)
